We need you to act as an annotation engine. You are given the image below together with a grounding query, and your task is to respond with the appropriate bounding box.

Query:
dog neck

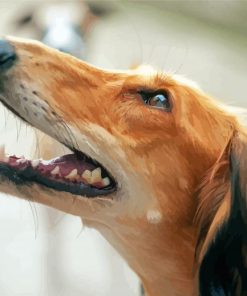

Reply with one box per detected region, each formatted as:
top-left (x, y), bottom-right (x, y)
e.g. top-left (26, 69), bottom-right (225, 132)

top-left (85, 206), bottom-right (198, 296)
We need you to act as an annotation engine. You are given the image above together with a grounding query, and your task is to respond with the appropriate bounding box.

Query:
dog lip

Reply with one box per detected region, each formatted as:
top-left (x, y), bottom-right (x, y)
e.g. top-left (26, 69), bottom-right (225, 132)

top-left (0, 148), bottom-right (117, 198)
top-left (0, 162), bottom-right (116, 197)
top-left (0, 156), bottom-right (116, 197)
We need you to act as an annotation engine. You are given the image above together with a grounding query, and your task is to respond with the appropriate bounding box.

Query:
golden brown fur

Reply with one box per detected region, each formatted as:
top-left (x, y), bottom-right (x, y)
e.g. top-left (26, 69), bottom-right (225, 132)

top-left (0, 37), bottom-right (247, 296)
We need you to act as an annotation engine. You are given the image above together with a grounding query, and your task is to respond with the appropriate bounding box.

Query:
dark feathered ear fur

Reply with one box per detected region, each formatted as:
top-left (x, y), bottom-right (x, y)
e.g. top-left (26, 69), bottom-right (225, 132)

top-left (196, 132), bottom-right (247, 296)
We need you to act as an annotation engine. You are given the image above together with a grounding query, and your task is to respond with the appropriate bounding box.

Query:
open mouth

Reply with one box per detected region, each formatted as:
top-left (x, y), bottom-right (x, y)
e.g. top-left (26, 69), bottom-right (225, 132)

top-left (0, 97), bottom-right (117, 198)
top-left (0, 38), bottom-right (118, 198)
top-left (0, 146), bottom-right (116, 197)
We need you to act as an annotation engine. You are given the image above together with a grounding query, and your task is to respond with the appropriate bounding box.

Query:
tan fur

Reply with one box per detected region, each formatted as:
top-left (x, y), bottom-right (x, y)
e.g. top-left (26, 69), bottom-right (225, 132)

top-left (0, 36), bottom-right (245, 296)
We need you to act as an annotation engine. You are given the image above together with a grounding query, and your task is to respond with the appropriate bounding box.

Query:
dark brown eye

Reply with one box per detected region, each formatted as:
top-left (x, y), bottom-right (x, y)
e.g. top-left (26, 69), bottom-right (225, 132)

top-left (140, 91), bottom-right (171, 111)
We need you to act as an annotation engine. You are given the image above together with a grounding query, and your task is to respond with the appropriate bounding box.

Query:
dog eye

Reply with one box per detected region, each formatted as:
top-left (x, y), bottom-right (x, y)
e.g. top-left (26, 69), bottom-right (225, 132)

top-left (140, 91), bottom-right (171, 111)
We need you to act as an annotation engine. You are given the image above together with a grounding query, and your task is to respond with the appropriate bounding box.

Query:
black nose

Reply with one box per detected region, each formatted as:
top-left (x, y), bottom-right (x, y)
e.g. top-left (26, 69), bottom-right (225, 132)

top-left (0, 39), bottom-right (16, 70)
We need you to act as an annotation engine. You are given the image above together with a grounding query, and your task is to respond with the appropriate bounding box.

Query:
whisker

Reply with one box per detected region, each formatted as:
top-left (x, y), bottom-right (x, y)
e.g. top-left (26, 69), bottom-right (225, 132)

top-left (33, 129), bottom-right (41, 158)
top-left (76, 222), bottom-right (85, 239)
top-left (3, 105), bottom-right (7, 128)
top-left (27, 199), bottom-right (39, 239)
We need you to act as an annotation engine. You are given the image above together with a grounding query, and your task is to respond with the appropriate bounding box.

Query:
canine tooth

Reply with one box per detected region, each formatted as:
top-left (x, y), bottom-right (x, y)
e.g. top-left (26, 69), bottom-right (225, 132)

top-left (102, 177), bottom-right (110, 187)
top-left (91, 167), bottom-right (102, 183)
top-left (51, 166), bottom-right (60, 175)
top-left (65, 169), bottom-right (78, 179)
top-left (82, 170), bottom-right (92, 183)
top-left (31, 159), bottom-right (40, 168)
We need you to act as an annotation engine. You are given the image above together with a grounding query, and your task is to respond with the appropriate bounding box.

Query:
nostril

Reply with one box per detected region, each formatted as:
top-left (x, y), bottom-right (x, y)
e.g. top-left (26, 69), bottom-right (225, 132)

top-left (0, 39), bottom-right (16, 70)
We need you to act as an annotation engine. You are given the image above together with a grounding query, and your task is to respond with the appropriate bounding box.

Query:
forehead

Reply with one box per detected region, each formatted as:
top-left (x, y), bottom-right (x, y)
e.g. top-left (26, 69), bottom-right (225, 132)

top-left (123, 65), bottom-right (200, 93)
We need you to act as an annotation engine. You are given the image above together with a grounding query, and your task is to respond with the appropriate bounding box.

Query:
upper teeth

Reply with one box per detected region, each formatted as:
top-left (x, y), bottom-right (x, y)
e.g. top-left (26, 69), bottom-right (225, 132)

top-left (102, 177), bottom-right (110, 187)
top-left (0, 145), bottom-right (112, 189)
top-left (51, 166), bottom-right (60, 176)
top-left (31, 159), bottom-right (40, 168)
top-left (65, 168), bottom-right (78, 179)
top-left (82, 169), bottom-right (92, 183)
top-left (91, 167), bottom-right (102, 183)
top-left (81, 167), bottom-right (110, 187)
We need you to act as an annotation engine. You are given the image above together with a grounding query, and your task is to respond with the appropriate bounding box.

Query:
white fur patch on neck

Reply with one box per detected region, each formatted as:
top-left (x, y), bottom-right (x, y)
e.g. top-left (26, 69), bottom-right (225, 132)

top-left (147, 209), bottom-right (162, 224)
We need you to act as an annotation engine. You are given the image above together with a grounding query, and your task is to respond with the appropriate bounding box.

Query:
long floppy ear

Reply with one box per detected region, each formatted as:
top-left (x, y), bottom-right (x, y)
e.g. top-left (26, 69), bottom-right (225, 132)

top-left (196, 132), bottom-right (247, 296)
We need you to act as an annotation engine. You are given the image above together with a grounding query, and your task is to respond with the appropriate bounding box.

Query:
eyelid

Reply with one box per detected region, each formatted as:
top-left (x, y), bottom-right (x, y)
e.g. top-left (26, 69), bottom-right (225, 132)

top-left (138, 90), bottom-right (169, 101)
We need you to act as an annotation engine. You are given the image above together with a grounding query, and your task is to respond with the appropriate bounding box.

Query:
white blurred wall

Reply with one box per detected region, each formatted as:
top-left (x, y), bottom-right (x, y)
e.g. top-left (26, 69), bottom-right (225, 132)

top-left (0, 1), bottom-right (246, 296)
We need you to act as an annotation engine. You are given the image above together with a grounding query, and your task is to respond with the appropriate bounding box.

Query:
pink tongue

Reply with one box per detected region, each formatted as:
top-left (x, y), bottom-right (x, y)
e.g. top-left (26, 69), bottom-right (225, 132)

top-left (8, 154), bottom-right (97, 177)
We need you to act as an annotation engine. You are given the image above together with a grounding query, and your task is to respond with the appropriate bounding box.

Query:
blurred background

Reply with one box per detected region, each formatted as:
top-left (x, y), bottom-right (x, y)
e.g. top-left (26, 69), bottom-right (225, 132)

top-left (0, 1), bottom-right (246, 295)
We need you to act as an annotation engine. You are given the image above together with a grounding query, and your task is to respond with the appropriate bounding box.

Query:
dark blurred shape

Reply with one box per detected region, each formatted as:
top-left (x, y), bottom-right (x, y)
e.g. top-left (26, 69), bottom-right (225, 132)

top-left (0, 39), bottom-right (16, 70)
top-left (86, 1), bottom-right (116, 17)
top-left (11, 1), bottom-right (114, 59)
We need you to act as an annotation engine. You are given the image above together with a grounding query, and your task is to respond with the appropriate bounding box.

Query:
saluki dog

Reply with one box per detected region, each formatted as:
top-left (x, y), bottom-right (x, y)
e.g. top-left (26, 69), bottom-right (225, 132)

top-left (0, 37), bottom-right (246, 296)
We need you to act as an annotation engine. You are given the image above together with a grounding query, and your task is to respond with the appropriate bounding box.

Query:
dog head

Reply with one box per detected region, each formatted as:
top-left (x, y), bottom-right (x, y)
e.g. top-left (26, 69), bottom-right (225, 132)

top-left (0, 37), bottom-right (246, 296)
